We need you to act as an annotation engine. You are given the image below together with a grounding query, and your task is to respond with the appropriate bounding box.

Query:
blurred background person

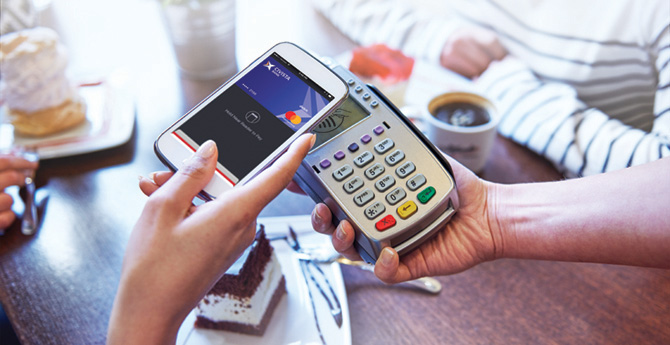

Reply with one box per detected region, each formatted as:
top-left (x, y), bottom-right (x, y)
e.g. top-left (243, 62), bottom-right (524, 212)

top-left (313, 0), bottom-right (670, 177)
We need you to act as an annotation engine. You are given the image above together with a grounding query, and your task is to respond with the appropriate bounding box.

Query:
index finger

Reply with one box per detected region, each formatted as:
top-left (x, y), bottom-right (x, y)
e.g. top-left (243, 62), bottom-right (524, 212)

top-left (0, 156), bottom-right (39, 172)
top-left (231, 133), bottom-right (315, 215)
top-left (0, 170), bottom-right (26, 190)
top-left (150, 140), bottom-right (218, 212)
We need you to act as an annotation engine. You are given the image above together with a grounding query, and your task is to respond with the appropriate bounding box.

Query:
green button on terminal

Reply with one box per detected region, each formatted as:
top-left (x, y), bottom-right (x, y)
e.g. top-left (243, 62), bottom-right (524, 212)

top-left (417, 186), bottom-right (436, 204)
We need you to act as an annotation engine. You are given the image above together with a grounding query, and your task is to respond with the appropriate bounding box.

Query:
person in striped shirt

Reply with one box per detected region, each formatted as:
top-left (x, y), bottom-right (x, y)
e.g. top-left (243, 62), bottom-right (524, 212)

top-left (313, 0), bottom-right (669, 177)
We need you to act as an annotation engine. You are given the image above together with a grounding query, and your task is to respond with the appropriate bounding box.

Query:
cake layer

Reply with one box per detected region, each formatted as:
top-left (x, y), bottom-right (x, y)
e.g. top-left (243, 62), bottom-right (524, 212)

top-left (195, 250), bottom-right (285, 330)
top-left (195, 275), bottom-right (286, 336)
top-left (208, 228), bottom-right (274, 298)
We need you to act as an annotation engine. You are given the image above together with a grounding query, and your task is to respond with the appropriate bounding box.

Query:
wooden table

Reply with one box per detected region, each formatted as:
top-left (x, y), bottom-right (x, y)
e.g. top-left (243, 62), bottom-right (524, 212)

top-left (1, 1), bottom-right (668, 344)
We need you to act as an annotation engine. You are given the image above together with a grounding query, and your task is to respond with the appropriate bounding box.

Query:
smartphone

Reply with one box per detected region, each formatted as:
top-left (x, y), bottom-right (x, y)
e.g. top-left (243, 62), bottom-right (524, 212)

top-left (154, 42), bottom-right (348, 199)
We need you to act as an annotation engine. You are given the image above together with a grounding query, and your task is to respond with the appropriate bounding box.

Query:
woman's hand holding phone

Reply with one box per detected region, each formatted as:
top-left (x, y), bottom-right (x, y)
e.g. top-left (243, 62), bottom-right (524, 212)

top-left (108, 134), bottom-right (315, 345)
top-left (154, 42), bottom-right (347, 198)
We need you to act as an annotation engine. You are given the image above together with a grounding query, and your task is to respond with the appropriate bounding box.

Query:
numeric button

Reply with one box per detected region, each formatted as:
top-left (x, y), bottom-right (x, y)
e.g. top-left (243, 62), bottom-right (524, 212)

top-left (374, 138), bottom-right (394, 154)
top-left (354, 151), bottom-right (374, 167)
top-left (386, 187), bottom-right (406, 205)
top-left (364, 163), bottom-right (385, 180)
top-left (354, 189), bottom-right (375, 206)
top-left (343, 176), bottom-right (364, 194)
top-left (396, 161), bottom-right (416, 178)
top-left (332, 164), bottom-right (353, 181)
top-left (375, 174), bottom-right (395, 192)
top-left (385, 150), bottom-right (405, 166)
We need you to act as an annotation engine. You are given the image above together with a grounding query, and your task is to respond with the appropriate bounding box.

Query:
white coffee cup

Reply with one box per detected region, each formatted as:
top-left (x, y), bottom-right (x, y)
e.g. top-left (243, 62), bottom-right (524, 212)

top-left (424, 92), bottom-right (499, 172)
top-left (160, 0), bottom-right (237, 80)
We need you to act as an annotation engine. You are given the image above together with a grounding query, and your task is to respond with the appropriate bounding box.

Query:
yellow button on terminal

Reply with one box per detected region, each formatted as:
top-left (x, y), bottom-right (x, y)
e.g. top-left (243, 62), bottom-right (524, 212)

top-left (397, 200), bottom-right (417, 219)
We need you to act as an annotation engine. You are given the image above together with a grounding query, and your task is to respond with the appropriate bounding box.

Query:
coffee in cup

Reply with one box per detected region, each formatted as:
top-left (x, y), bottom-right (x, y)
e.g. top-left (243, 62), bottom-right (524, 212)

top-left (424, 92), bottom-right (498, 172)
top-left (433, 101), bottom-right (491, 127)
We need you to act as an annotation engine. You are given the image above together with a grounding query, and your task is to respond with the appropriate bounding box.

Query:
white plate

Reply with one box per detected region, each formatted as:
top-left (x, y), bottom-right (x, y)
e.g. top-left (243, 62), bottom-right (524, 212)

top-left (0, 73), bottom-right (135, 159)
top-left (176, 216), bottom-right (351, 345)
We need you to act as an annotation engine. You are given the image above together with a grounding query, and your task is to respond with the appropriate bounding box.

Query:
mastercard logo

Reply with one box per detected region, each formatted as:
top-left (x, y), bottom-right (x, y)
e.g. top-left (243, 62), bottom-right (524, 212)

top-left (285, 111), bottom-right (301, 125)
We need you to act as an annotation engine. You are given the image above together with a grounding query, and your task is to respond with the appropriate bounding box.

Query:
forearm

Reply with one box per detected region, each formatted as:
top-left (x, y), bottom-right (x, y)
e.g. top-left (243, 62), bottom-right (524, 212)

top-left (491, 158), bottom-right (670, 268)
top-left (475, 57), bottom-right (670, 177)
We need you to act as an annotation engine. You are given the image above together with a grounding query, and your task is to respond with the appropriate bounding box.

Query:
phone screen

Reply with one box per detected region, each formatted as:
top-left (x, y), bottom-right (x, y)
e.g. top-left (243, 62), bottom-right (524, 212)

top-left (172, 53), bottom-right (336, 185)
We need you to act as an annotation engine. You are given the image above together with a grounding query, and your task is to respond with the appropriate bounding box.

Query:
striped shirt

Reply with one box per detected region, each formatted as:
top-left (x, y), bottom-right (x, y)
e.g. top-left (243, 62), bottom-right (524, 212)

top-left (314, 0), bottom-right (670, 177)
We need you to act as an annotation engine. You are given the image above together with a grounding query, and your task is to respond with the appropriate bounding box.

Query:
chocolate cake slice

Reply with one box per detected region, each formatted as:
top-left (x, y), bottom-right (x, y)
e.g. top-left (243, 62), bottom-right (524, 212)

top-left (195, 227), bottom-right (286, 335)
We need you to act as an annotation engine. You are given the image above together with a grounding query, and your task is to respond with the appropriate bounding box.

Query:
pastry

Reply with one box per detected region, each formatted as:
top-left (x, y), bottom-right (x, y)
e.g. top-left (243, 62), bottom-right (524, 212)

top-left (0, 27), bottom-right (86, 136)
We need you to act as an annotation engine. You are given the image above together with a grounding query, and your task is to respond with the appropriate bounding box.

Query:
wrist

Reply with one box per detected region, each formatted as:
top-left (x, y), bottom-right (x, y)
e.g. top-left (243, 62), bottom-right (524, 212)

top-left (485, 181), bottom-right (516, 260)
top-left (107, 274), bottom-right (186, 344)
top-left (108, 297), bottom-right (183, 345)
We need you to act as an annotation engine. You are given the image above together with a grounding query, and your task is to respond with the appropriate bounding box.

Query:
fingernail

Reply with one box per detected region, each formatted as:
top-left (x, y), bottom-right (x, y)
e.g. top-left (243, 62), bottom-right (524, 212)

top-left (312, 207), bottom-right (323, 226)
top-left (183, 140), bottom-right (216, 166)
top-left (336, 224), bottom-right (347, 241)
top-left (138, 175), bottom-right (144, 181)
top-left (196, 140), bottom-right (216, 159)
top-left (308, 133), bottom-right (316, 148)
top-left (149, 171), bottom-right (158, 182)
top-left (380, 247), bottom-right (394, 266)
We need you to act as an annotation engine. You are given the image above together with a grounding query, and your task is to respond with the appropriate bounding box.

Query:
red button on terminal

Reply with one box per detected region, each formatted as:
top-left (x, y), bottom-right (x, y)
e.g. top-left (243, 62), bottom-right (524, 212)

top-left (375, 215), bottom-right (396, 231)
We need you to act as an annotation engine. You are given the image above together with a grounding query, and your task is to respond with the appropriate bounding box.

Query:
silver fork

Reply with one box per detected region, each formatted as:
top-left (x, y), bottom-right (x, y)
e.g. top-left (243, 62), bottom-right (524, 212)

top-left (15, 147), bottom-right (40, 235)
top-left (292, 250), bottom-right (442, 294)
top-left (287, 227), bottom-right (344, 329)
top-left (272, 232), bottom-right (443, 294)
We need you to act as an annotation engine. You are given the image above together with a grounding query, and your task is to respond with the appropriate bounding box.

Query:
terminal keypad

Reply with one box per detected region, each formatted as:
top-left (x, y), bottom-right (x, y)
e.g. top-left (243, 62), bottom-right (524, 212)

top-left (321, 123), bottom-right (437, 232)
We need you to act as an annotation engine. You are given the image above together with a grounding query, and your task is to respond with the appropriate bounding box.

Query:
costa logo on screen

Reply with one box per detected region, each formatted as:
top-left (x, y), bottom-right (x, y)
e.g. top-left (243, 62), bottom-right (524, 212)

top-left (264, 60), bottom-right (291, 81)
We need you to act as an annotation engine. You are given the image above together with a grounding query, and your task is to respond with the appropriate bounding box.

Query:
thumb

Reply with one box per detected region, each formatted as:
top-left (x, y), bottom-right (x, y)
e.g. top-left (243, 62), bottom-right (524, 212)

top-left (374, 247), bottom-right (410, 284)
top-left (153, 140), bottom-right (218, 211)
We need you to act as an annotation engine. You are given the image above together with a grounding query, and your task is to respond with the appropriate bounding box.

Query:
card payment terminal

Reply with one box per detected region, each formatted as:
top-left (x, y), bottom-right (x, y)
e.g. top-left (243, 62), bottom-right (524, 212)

top-left (293, 59), bottom-right (460, 263)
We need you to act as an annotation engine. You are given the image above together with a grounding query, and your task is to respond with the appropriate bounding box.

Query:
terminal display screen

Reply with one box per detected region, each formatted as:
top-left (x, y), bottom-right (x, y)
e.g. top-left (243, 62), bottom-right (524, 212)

top-left (311, 97), bottom-right (370, 149)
